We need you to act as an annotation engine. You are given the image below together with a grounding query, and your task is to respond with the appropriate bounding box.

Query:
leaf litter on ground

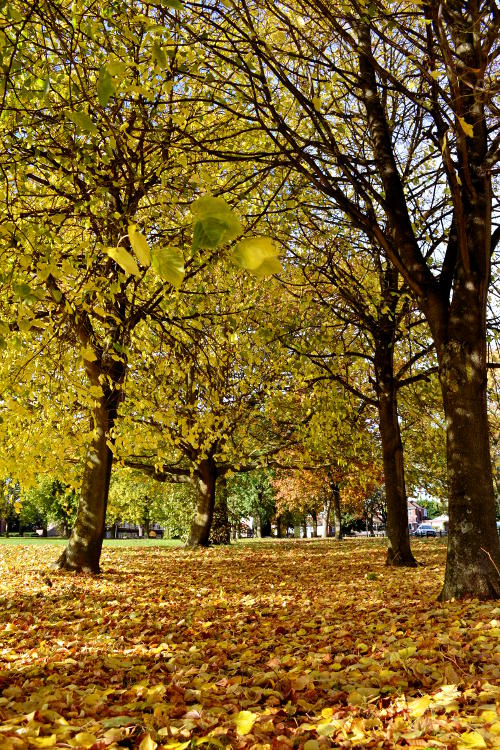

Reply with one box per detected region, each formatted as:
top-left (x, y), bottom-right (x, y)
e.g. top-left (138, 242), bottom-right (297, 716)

top-left (0, 539), bottom-right (499, 749)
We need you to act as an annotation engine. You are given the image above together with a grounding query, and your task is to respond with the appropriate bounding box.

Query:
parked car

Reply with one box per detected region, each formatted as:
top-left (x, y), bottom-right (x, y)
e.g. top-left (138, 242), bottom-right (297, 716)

top-left (414, 523), bottom-right (437, 537)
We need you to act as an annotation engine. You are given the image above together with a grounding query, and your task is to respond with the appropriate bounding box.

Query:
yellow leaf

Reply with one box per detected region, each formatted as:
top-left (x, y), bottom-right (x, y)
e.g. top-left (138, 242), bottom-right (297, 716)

top-left (409, 695), bottom-right (431, 717)
top-left (321, 707), bottom-right (333, 719)
top-left (81, 345), bottom-right (97, 362)
top-left (106, 246), bottom-right (141, 277)
top-left (139, 735), bottom-right (157, 750)
top-left (128, 225), bottom-right (151, 267)
top-left (70, 734), bottom-right (98, 749)
top-left (458, 732), bottom-right (487, 748)
top-left (233, 237), bottom-right (282, 277)
top-left (88, 385), bottom-right (104, 398)
top-left (458, 116), bottom-right (474, 138)
top-left (29, 737), bottom-right (57, 748)
top-left (304, 742), bottom-right (320, 750)
top-left (234, 710), bottom-right (258, 735)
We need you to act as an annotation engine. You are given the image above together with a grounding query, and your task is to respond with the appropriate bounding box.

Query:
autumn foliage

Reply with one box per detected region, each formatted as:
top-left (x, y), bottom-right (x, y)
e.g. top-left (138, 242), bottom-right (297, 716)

top-left (1, 540), bottom-right (500, 750)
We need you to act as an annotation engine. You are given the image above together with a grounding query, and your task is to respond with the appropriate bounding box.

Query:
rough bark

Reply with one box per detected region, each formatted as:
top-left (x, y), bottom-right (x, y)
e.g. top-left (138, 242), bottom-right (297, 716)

top-left (276, 514), bottom-right (285, 538)
top-left (357, 16), bottom-right (500, 597)
top-left (434, 316), bottom-right (500, 599)
top-left (187, 456), bottom-right (217, 547)
top-left (209, 475), bottom-right (231, 545)
top-left (56, 391), bottom-right (118, 573)
top-left (375, 332), bottom-right (417, 567)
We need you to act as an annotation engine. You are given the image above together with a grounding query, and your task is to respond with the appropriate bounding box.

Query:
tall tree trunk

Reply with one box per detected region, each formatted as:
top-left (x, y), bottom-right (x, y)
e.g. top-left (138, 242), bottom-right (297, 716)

top-left (356, 16), bottom-right (499, 598)
top-left (187, 456), bottom-right (217, 547)
top-left (374, 273), bottom-right (417, 567)
top-left (332, 484), bottom-right (342, 541)
top-left (209, 475), bottom-right (231, 545)
top-left (57, 391), bottom-right (118, 572)
top-left (302, 518), bottom-right (307, 538)
top-left (322, 499), bottom-right (331, 538)
top-left (433, 318), bottom-right (500, 599)
top-left (276, 514), bottom-right (284, 538)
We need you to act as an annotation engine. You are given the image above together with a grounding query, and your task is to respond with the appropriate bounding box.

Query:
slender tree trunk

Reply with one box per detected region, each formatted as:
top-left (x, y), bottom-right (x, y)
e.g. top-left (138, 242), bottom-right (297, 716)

top-left (331, 484), bottom-right (343, 541)
top-left (209, 475), bottom-right (231, 545)
top-left (302, 518), bottom-right (307, 538)
top-left (311, 510), bottom-right (318, 538)
top-left (187, 456), bottom-right (217, 547)
top-left (293, 524), bottom-right (300, 538)
top-left (374, 296), bottom-right (417, 567)
top-left (322, 499), bottom-right (331, 538)
top-left (276, 514), bottom-right (284, 538)
top-left (56, 392), bottom-right (118, 572)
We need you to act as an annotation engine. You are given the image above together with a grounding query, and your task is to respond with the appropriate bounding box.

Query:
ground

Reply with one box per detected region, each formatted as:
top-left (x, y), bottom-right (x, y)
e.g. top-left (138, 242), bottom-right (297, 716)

top-left (0, 539), bottom-right (499, 749)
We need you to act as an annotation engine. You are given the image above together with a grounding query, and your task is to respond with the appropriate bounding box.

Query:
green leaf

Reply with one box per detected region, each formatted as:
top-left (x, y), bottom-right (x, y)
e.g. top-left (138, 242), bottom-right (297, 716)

top-left (66, 110), bottom-right (98, 135)
top-left (152, 41), bottom-right (167, 69)
top-left (101, 716), bottom-right (136, 729)
top-left (233, 236), bottom-right (282, 277)
top-left (159, 0), bottom-right (184, 9)
top-left (128, 225), bottom-right (151, 267)
top-left (234, 710), bottom-right (257, 736)
top-left (106, 246), bottom-right (141, 277)
top-left (98, 66), bottom-right (115, 106)
top-left (13, 282), bottom-right (34, 300)
top-left (106, 61), bottom-right (128, 76)
top-left (191, 196), bottom-right (242, 251)
top-left (151, 246), bottom-right (185, 288)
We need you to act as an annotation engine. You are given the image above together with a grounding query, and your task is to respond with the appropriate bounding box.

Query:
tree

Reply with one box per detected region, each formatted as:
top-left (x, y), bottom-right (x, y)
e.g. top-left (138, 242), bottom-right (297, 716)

top-left (0, 0), bottom-right (277, 569)
top-left (188, 0), bottom-right (500, 598)
top-left (20, 478), bottom-right (78, 537)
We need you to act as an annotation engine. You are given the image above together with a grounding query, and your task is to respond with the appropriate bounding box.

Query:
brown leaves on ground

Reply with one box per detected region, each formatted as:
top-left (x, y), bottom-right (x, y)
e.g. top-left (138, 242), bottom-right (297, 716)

top-left (0, 539), bottom-right (499, 749)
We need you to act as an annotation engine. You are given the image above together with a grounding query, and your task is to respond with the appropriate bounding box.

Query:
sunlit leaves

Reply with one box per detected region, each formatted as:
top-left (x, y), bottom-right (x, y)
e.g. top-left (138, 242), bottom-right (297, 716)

top-left (234, 710), bottom-right (258, 735)
top-left (233, 236), bottom-right (282, 277)
top-left (191, 196), bottom-right (242, 251)
top-left (65, 111), bottom-right (98, 136)
top-left (128, 225), bottom-right (151, 267)
top-left (105, 246), bottom-right (141, 277)
top-left (97, 66), bottom-right (115, 106)
top-left (1, 541), bottom-right (500, 750)
top-left (150, 246), bottom-right (185, 288)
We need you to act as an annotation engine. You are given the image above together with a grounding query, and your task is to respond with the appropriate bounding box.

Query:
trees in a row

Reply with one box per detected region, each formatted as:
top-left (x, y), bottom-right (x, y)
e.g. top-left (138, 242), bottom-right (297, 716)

top-left (1, 0), bottom-right (498, 599)
top-left (184, 0), bottom-right (500, 598)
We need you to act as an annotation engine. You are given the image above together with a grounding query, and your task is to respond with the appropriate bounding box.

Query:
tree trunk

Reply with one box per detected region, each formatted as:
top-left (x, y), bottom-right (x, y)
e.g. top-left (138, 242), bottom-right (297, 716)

top-left (187, 456), bottom-right (217, 547)
top-left (56, 392), bottom-right (118, 573)
top-left (322, 499), bottom-right (331, 538)
top-left (276, 514), bottom-right (284, 538)
top-left (332, 484), bottom-right (342, 541)
top-left (209, 475), bottom-right (231, 545)
top-left (260, 517), bottom-right (272, 537)
top-left (311, 510), bottom-right (318, 538)
top-left (374, 280), bottom-right (417, 567)
top-left (377, 386), bottom-right (416, 563)
top-left (293, 524), bottom-right (300, 538)
top-left (302, 518), bottom-right (307, 538)
top-left (434, 333), bottom-right (500, 599)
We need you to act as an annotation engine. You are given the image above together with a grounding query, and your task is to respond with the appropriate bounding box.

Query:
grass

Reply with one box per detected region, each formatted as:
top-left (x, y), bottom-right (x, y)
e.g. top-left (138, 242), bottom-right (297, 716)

top-left (0, 535), bottom-right (183, 547)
